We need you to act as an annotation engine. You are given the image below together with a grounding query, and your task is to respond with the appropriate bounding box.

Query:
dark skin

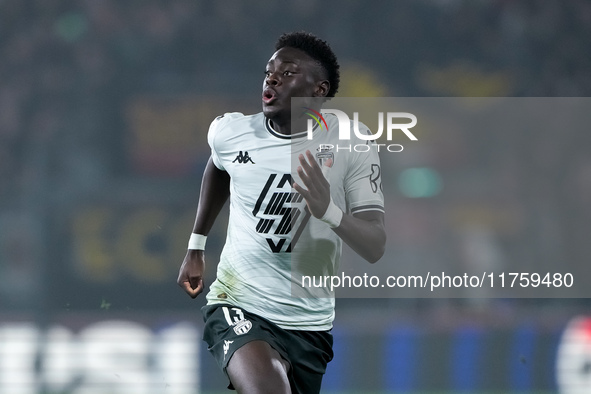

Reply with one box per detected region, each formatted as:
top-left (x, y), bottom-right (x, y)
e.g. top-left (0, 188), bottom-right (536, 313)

top-left (262, 47), bottom-right (329, 134)
top-left (177, 47), bottom-right (386, 393)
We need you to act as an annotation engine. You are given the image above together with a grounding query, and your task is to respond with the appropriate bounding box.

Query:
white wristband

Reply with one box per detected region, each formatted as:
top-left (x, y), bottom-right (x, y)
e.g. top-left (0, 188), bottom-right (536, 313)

top-left (320, 199), bottom-right (343, 228)
top-left (188, 233), bottom-right (207, 250)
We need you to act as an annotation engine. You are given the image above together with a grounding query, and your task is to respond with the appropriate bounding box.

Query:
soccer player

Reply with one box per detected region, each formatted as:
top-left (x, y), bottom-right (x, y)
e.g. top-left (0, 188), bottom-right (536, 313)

top-left (177, 31), bottom-right (385, 393)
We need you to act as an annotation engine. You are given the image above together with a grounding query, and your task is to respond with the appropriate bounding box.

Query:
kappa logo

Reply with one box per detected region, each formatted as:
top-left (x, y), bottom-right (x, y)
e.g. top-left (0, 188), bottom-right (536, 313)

top-left (233, 319), bottom-right (253, 335)
top-left (223, 340), bottom-right (234, 360)
top-left (233, 151), bottom-right (255, 164)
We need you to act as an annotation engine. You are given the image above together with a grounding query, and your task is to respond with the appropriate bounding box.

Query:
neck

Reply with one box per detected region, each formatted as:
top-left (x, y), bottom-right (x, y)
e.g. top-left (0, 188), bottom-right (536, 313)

top-left (268, 114), bottom-right (309, 136)
top-left (269, 117), bottom-right (291, 135)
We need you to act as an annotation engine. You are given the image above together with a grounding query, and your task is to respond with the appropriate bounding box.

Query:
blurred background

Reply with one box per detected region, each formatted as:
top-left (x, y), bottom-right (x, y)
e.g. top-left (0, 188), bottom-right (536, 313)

top-left (1, 0), bottom-right (591, 392)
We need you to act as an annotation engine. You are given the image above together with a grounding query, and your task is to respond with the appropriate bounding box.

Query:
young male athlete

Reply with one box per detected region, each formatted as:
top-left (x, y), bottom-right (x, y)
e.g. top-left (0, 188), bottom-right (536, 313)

top-left (177, 32), bottom-right (385, 393)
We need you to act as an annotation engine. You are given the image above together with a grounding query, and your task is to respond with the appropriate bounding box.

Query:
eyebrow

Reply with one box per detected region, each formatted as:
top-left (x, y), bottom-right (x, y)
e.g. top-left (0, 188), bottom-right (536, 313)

top-left (266, 59), bottom-right (299, 67)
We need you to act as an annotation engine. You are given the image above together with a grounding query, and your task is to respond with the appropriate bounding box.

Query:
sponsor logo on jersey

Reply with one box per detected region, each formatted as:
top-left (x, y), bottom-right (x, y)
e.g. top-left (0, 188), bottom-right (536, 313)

top-left (252, 173), bottom-right (310, 253)
top-left (232, 151), bottom-right (255, 164)
top-left (233, 319), bottom-right (252, 335)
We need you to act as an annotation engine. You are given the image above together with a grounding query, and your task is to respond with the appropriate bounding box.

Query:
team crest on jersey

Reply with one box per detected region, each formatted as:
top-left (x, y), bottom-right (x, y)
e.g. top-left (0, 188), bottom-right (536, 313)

top-left (316, 144), bottom-right (334, 166)
top-left (233, 319), bottom-right (252, 335)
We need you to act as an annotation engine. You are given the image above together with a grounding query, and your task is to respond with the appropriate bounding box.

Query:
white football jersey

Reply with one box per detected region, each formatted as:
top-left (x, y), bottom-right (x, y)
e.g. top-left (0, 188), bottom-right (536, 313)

top-left (205, 111), bottom-right (384, 330)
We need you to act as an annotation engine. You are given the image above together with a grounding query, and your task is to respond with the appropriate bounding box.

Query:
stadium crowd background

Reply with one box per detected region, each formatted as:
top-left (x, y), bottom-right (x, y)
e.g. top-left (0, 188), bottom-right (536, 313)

top-left (1, 0), bottom-right (591, 392)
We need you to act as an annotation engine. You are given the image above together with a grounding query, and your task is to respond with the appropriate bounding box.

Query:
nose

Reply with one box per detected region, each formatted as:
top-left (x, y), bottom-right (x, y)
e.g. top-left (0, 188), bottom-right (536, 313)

top-left (265, 72), bottom-right (280, 87)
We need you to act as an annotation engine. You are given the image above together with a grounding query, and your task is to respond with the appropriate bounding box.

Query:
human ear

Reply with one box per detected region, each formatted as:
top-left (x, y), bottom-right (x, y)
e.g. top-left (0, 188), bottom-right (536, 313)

top-left (314, 80), bottom-right (330, 97)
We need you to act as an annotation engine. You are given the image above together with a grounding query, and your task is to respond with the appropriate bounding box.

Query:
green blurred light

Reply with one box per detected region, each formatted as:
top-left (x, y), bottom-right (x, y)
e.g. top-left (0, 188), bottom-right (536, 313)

top-left (55, 13), bottom-right (87, 43)
top-left (398, 167), bottom-right (442, 198)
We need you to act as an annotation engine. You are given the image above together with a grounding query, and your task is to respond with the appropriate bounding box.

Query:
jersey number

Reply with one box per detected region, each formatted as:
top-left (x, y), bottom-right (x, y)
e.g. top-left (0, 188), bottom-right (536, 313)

top-left (370, 164), bottom-right (382, 193)
top-left (222, 307), bottom-right (245, 325)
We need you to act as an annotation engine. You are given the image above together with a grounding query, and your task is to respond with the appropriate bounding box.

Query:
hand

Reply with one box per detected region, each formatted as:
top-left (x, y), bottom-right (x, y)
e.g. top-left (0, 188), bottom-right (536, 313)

top-left (177, 250), bottom-right (205, 298)
top-left (292, 150), bottom-right (333, 219)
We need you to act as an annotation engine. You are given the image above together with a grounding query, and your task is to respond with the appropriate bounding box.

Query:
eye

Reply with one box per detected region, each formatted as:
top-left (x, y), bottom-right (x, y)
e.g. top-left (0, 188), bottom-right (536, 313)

top-left (283, 71), bottom-right (294, 76)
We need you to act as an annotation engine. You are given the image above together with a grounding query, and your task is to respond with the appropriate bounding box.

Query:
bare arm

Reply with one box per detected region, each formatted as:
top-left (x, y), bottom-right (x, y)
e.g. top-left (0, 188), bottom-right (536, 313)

top-left (333, 210), bottom-right (385, 264)
top-left (177, 157), bottom-right (230, 298)
top-left (293, 150), bottom-right (386, 263)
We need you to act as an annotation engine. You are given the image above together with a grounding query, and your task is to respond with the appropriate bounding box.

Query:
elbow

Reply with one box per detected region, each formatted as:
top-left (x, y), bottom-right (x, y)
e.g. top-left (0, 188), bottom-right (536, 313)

top-left (365, 232), bottom-right (386, 264)
top-left (366, 246), bottom-right (385, 264)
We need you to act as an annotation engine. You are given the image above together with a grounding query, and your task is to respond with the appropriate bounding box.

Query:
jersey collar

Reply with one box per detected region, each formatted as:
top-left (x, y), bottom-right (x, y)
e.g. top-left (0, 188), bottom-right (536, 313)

top-left (265, 117), bottom-right (318, 140)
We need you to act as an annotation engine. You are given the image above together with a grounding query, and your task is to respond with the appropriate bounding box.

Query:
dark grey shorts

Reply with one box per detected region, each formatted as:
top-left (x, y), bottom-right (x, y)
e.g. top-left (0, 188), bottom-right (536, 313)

top-left (202, 304), bottom-right (333, 393)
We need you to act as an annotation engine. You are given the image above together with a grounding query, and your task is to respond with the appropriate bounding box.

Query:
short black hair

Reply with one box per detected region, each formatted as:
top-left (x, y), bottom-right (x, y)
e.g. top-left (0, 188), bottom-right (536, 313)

top-left (275, 31), bottom-right (340, 97)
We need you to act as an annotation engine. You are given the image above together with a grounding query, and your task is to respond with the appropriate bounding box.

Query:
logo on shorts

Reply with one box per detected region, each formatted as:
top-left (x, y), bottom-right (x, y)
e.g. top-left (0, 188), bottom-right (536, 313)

top-left (223, 340), bottom-right (234, 360)
top-left (233, 319), bottom-right (252, 335)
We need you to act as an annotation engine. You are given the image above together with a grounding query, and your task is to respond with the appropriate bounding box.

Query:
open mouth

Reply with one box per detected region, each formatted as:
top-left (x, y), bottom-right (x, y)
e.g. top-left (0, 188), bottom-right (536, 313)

top-left (262, 89), bottom-right (277, 104)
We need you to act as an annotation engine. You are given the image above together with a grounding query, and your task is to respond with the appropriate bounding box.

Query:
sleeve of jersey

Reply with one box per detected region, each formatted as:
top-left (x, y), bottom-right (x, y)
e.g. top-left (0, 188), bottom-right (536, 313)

top-left (207, 115), bottom-right (228, 171)
top-left (343, 123), bottom-right (385, 215)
